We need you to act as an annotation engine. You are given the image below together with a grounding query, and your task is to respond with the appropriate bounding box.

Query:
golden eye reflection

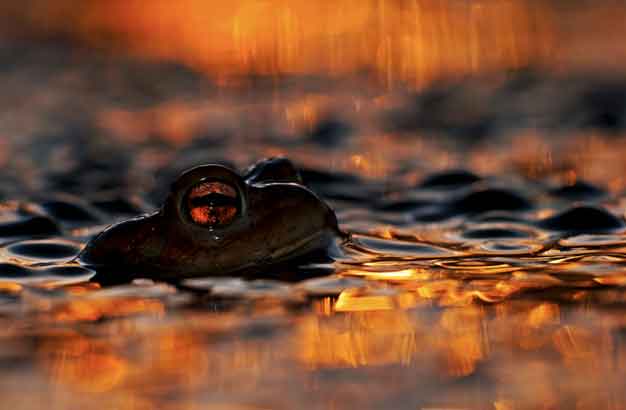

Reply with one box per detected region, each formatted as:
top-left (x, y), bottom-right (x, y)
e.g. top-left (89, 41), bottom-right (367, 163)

top-left (186, 181), bottom-right (239, 227)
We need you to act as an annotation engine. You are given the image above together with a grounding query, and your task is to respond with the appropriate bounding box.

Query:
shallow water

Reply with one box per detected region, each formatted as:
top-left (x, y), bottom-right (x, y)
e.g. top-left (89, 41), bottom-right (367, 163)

top-left (4, 42), bottom-right (626, 410)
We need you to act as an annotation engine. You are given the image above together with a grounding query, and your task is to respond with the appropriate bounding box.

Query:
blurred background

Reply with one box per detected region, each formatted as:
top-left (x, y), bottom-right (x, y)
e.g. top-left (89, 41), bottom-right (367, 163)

top-left (1, 0), bottom-right (626, 196)
top-left (0, 1), bottom-right (625, 206)
top-left (3, 3), bottom-right (626, 410)
top-left (2, 0), bottom-right (626, 204)
top-left (3, 0), bottom-right (626, 84)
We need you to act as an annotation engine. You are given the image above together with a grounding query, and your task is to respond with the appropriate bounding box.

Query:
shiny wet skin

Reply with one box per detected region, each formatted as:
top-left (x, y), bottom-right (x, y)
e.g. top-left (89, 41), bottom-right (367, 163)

top-left (79, 159), bottom-right (340, 280)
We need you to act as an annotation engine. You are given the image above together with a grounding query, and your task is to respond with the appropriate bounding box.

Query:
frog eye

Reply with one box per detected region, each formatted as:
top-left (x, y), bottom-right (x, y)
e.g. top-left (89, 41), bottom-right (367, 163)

top-left (185, 181), bottom-right (240, 227)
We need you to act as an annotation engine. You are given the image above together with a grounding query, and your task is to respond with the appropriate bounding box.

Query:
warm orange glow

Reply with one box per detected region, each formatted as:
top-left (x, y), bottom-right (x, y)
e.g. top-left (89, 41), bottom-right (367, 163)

top-left (297, 311), bottom-right (418, 368)
top-left (11, 288), bottom-right (626, 409)
top-left (0, 282), bottom-right (22, 293)
top-left (4, 0), bottom-right (558, 88)
top-left (41, 333), bottom-right (128, 393)
top-left (335, 288), bottom-right (396, 312)
top-left (342, 267), bottom-right (426, 281)
top-left (437, 307), bottom-right (486, 377)
top-left (3, 4), bottom-right (626, 406)
top-left (51, 297), bottom-right (165, 322)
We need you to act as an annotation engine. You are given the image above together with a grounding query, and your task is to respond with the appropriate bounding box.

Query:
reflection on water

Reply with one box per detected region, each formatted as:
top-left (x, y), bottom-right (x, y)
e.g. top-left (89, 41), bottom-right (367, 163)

top-left (2, 2), bottom-right (626, 408)
top-left (7, 290), bottom-right (626, 409)
top-left (4, 119), bottom-right (626, 409)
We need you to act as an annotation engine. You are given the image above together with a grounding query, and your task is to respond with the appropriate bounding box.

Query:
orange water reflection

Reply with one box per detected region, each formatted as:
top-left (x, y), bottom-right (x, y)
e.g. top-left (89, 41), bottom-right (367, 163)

top-left (1, 238), bottom-right (625, 409)
top-left (3, 3), bottom-right (626, 408)
top-left (23, 293), bottom-right (626, 409)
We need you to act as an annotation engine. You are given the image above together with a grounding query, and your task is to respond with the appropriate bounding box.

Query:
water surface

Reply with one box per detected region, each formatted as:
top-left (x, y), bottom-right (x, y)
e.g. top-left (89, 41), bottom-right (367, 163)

top-left (2, 36), bottom-right (626, 410)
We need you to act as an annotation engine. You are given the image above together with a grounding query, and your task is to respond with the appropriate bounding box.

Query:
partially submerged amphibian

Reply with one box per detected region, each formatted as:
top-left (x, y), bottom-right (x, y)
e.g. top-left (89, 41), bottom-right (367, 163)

top-left (79, 158), bottom-right (341, 278)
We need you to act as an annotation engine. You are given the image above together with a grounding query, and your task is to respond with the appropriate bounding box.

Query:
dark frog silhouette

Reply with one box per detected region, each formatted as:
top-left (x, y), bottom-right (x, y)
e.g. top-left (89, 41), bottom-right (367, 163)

top-left (79, 158), bottom-right (342, 279)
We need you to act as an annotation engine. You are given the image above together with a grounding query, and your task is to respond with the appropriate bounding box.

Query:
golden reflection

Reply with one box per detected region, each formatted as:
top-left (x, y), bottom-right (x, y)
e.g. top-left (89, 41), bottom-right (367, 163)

top-left (526, 302), bottom-right (560, 328)
top-left (342, 267), bottom-right (427, 281)
top-left (437, 307), bottom-right (486, 377)
top-left (51, 297), bottom-right (164, 322)
top-left (335, 288), bottom-right (396, 312)
top-left (0, 282), bottom-right (22, 293)
top-left (594, 274), bottom-right (626, 286)
top-left (284, 95), bottom-right (325, 134)
top-left (63, 282), bottom-right (101, 295)
top-left (12, 293), bottom-right (626, 409)
top-left (552, 325), bottom-right (611, 369)
top-left (313, 297), bottom-right (335, 316)
top-left (41, 332), bottom-right (128, 393)
top-left (297, 311), bottom-right (418, 368)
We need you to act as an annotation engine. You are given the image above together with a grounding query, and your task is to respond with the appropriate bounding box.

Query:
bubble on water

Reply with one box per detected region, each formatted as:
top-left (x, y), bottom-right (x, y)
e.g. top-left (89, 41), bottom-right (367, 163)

top-left (462, 227), bottom-right (533, 239)
top-left (435, 259), bottom-right (520, 275)
top-left (0, 262), bottom-right (94, 285)
top-left (7, 239), bottom-right (81, 261)
top-left (352, 234), bottom-right (458, 258)
top-left (539, 206), bottom-right (624, 233)
top-left (474, 241), bottom-right (544, 256)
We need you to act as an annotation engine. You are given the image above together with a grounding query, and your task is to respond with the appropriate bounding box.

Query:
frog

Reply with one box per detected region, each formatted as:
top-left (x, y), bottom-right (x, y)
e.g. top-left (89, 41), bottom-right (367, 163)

top-left (79, 158), bottom-right (343, 279)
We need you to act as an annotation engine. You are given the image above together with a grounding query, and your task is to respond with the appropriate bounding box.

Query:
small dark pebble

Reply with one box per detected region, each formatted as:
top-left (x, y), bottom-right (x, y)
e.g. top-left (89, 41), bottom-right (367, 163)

top-left (41, 200), bottom-right (101, 224)
top-left (420, 170), bottom-right (481, 189)
top-left (0, 216), bottom-right (60, 238)
top-left (451, 188), bottom-right (532, 214)
top-left (538, 206), bottom-right (624, 232)
top-left (8, 241), bottom-right (80, 259)
top-left (548, 181), bottom-right (606, 200)
top-left (462, 228), bottom-right (531, 239)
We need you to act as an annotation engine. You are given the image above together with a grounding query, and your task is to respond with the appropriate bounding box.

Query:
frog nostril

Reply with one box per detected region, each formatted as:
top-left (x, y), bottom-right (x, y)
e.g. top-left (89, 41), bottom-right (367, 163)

top-left (185, 181), bottom-right (240, 227)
